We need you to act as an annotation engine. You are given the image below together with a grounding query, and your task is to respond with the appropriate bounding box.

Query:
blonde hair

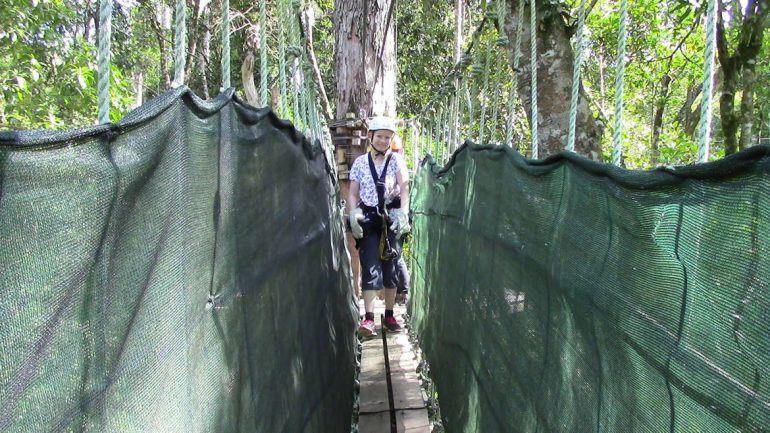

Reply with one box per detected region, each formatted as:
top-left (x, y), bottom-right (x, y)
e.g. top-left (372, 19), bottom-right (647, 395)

top-left (390, 133), bottom-right (403, 153)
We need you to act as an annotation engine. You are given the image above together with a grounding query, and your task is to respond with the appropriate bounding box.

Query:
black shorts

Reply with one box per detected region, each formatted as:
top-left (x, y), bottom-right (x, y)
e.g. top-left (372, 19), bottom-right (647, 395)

top-left (357, 209), bottom-right (401, 291)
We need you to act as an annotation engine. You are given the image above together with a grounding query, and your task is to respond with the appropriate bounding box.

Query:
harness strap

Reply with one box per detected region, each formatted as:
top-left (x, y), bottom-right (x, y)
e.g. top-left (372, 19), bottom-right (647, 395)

top-left (367, 152), bottom-right (393, 216)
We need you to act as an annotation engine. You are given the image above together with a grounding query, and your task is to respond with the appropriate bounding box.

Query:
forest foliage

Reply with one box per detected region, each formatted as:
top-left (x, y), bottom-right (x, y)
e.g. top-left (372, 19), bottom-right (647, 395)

top-left (1, 0), bottom-right (768, 168)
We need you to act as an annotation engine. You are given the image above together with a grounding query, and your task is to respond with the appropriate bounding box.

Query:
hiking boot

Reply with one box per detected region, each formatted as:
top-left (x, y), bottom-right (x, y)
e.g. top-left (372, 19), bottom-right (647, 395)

top-left (358, 319), bottom-right (377, 338)
top-left (383, 316), bottom-right (401, 332)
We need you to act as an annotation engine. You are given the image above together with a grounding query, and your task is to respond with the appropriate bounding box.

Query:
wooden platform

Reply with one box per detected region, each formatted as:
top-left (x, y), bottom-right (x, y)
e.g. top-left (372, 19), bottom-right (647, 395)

top-left (358, 301), bottom-right (430, 433)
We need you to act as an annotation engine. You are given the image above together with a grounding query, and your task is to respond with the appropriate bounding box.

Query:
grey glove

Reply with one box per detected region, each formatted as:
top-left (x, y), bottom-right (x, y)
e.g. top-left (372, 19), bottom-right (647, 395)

top-left (389, 208), bottom-right (411, 239)
top-left (349, 208), bottom-right (364, 239)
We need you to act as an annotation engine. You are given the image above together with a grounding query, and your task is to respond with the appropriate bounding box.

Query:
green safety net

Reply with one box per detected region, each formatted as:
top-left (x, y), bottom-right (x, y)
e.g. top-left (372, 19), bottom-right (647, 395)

top-left (0, 87), bottom-right (356, 433)
top-left (410, 142), bottom-right (770, 433)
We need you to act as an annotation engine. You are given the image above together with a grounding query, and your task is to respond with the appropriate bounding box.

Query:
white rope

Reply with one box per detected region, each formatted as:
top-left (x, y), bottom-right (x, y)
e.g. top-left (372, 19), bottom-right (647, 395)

top-left (698, 0), bottom-right (717, 162)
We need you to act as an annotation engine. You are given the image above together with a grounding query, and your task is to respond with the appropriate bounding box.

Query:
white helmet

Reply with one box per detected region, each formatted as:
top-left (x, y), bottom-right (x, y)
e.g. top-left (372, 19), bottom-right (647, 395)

top-left (367, 116), bottom-right (397, 133)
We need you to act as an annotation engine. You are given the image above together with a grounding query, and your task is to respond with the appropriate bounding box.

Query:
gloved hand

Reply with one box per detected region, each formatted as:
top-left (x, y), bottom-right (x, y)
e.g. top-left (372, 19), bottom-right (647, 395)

top-left (349, 208), bottom-right (365, 239)
top-left (389, 208), bottom-right (411, 239)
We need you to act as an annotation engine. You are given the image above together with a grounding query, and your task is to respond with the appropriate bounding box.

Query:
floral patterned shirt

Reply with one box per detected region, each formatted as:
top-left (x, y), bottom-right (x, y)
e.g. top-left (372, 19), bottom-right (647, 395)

top-left (350, 152), bottom-right (406, 208)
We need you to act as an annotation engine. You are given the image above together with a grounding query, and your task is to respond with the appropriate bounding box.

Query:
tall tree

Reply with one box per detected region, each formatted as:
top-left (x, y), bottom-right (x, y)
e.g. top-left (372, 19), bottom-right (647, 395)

top-left (333, 0), bottom-right (397, 298)
top-left (716, 0), bottom-right (770, 154)
top-left (505, 0), bottom-right (604, 160)
top-left (333, 0), bottom-right (397, 118)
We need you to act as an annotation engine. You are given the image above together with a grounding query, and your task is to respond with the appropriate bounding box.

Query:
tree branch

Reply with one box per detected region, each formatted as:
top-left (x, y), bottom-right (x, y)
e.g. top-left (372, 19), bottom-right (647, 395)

top-left (300, 6), bottom-right (333, 123)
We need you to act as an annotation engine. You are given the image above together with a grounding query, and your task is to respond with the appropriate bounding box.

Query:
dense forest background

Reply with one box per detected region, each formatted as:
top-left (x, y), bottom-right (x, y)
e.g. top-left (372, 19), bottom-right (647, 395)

top-left (1, 0), bottom-right (768, 168)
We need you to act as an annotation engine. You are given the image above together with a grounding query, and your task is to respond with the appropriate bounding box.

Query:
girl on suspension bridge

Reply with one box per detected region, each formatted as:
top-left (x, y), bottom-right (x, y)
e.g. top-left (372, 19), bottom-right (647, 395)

top-left (347, 116), bottom-right (411, 337)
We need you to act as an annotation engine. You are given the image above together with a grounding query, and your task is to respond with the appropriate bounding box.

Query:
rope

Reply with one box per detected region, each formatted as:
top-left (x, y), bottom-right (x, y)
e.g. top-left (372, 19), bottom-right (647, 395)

top-left (97, 0), bottom-right (112, 124)
top-left (299, 72), bottom-right (308, 130)
top-left (530, 0), bottom-right (538, 158)
top-left (411, 124), bottom-right (419, 173)
top-left (288, 2), bottom-right (303, 125)
top-left (505, 0), bottom-right (525, 147)
top-left (221, 0), bottom-right (231, 89)
top-left (491, 84), bottom-right (500, 144)
top-left (278, 0), bottom-right (288, 116)
top-left (698, 0), bottom-right (717, 163)
top-left (466, 75), bottom-right (475, 128)
top-left (441, 108), bottom-right (448, 162)
top-left (457, 79), bottom-right (468, 149)
top-left (307, 80), bottom-right (320, 141)
top-left (172, 0), bottom-right (187, 87)
top-left (566, 0), bottom-right (587, 152)
top-left (434, 109), bottom-right (442, 157)
top-left (479, 44), bottom-right (491, 144)
top-left (259, 0), bottom-right (268, 106)
top-left (612, 0), bottom-right (628, 165)
top-left (444, 102), bottom-right (452, 155)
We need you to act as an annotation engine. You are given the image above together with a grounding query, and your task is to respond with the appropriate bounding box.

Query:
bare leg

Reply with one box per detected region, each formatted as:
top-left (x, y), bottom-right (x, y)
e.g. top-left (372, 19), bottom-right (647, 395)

top-left (382, 287), bottom-right (397, 310)
top-left (382, 287), bottom-right (401, 331)
top-left (359, 289), bottom-right (380, 337)
top-left (345, 232), bottom-right (362, 299)
top-left (363, 290), bottom-right (378, 314)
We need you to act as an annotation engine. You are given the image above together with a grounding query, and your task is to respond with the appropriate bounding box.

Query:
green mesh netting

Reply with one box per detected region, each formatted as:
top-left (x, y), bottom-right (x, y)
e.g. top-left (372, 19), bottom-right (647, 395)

top-left (0, 87), bottom-right (357, 433)
top-left (410, 142), bottom-right (770, 433)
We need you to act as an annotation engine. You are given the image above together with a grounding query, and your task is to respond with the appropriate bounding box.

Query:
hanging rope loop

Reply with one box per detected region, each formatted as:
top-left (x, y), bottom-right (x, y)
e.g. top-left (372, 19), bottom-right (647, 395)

top-left (698, 0), bottom-right (717, 163)
top-left (566, 0), bottom-right (587, 153)
top-left (97, 0), bottom-right (112, 125)
top-left (221, 0), bottom-right (231, 89)
top-left (172, 0), bottom-right (187, 87)
top-left (611, 0), bottom-right (628, 166)
top-left (530, 0), bottom-right (539, 158)
top-left (259, 0), bottom-right (268, 106)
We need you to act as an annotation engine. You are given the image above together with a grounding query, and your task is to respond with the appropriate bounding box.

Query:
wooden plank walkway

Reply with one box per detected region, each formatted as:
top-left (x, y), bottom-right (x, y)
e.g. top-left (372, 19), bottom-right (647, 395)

top-left (358, 301), bottom-right (430, 433)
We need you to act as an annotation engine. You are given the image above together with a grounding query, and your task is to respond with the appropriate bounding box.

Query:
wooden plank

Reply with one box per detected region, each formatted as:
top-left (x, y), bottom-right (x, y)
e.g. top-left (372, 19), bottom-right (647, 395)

top-left (358, 412), bottom-right (391, 432)
top-left (385, 333), bottom-right (427, 411)
top-left (397, 409), bottom-right (431, 433)
top-left (359, 301), bottom-right (430, 433)
top-left (359, 335), bottom-right (388, 414)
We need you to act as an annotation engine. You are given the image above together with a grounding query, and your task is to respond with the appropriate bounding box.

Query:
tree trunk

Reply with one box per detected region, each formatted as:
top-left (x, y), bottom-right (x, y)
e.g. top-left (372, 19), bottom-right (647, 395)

top-left (333, 0), bottom-right (397, 118)
top-left (0, 95), bottom-right (6, 127)
top-left (719, 64), bottom-right (740, 155)
top-left (738, 66), bottom-right (757, 150)
top-left (302, 5), bottom-right (333, 122)
top-left (241, 25), bottom-right (260, 106)
top-left (200, 20), bottom-right (211, 99)
top-left (650, 74), bottom-right (672, 166)
top-left (149, 2), bottom-right (172, 88)
top-left (333, 0), bottom-right (397, 299)
top-left (676, 83), bottom-right (701, 138)
top-left (505, 0), bottom-right (604, 161)
top-left (715, 0), bottom-right (769, 155)
top-left (133, 70), bottom-right (144, 108)
top-left (184, 0), bottom-right (207, 81)
top-left (241, 51), bottom-right (259, 106)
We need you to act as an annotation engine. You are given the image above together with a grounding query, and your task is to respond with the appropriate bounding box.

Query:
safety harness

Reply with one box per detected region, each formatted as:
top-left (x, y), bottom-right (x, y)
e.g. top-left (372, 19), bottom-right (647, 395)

top-left (367, 152), bottom-right (398, 260)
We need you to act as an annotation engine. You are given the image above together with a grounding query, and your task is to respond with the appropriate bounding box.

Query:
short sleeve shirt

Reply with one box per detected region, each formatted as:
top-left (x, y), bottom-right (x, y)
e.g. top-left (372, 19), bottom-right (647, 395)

top-left (350, 152), bottom-right (405, 207)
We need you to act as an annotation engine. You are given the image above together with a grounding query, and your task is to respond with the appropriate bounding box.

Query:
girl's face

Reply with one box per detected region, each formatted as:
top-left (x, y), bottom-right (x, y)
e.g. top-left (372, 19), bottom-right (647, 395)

top-left (370, 130), bottom-right (394, 152)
